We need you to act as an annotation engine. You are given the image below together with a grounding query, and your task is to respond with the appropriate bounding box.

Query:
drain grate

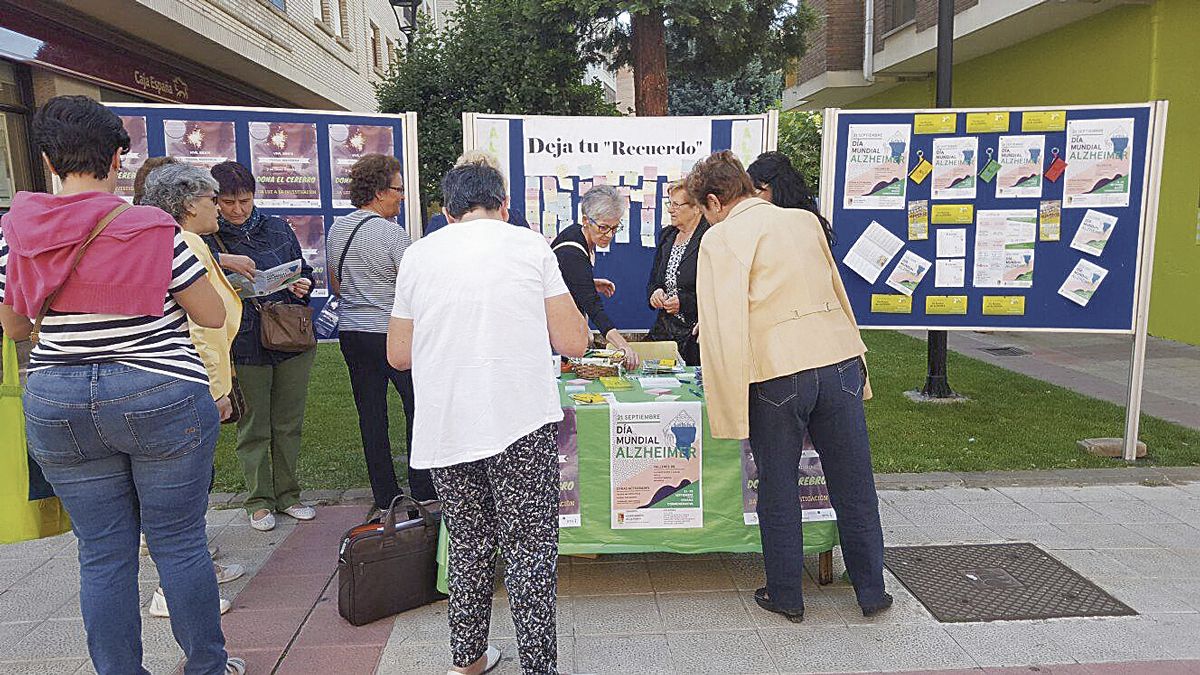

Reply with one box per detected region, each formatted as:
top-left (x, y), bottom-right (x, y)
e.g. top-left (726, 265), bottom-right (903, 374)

top-left (884, 543), bottom-right (1136, 623)
top-left (980, 346), bottom-right (1030, 357)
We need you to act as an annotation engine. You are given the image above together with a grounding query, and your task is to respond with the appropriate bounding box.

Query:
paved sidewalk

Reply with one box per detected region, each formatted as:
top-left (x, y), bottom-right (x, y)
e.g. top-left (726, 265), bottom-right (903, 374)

top-left (4, 470), bottom-right (1199, 674)
top-left (901, 331), bottom-right (1200, 430)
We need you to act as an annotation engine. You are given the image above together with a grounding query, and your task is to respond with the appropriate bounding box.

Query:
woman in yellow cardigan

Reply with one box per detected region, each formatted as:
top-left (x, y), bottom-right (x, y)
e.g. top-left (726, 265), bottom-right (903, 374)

top-left (141, 162), bottom-right (246, 617)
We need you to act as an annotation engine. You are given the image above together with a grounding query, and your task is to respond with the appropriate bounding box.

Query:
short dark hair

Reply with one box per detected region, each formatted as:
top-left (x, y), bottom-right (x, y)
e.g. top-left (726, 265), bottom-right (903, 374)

top-left (441, 162), bottom-right (506, 218)
top-left (349, 154), bottom-right (403, 208)
top-left (132, 156), bottom-right (180, 205)
top-left (686, 150), bottom-right (754, 206)
top-left (32, 95), bottom-right (130, 180)
top-left (211, 161), bottom-right (256, 195)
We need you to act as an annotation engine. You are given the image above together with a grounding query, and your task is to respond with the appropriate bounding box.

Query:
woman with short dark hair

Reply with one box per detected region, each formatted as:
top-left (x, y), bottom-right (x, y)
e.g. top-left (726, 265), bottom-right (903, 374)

top-left (0, 95), bottom-right (244, 674)
top-left (691, 150), bottom-right (891, 624)
top-left (746, 151), bottom-right (834, 245)
top-left (207, 160), bottom-right (317, 532)
top-left (327, 153), bottom-right (434, 511)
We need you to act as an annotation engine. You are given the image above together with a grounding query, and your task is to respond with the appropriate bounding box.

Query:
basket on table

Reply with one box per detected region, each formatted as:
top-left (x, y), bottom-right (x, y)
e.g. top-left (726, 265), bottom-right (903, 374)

top-left (568, 350), bottom-right (626, 380)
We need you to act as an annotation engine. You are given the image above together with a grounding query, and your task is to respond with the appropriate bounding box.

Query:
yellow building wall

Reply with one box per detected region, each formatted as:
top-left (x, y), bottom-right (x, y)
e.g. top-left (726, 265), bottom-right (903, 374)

top-left (852, 1), bottom-right (1200, 344)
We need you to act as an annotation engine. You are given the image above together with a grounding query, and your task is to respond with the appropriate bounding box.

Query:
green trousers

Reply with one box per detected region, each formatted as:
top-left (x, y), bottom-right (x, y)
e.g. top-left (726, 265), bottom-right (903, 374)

top-left (235, 348), bottom-right (316, 514)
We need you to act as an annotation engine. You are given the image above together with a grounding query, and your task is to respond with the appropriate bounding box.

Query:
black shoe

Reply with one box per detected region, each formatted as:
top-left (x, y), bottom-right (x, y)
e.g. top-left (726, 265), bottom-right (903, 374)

top-left (754, 587), bottom-right (804, 623)
top-left (861, 592), bottom-right (894, 617)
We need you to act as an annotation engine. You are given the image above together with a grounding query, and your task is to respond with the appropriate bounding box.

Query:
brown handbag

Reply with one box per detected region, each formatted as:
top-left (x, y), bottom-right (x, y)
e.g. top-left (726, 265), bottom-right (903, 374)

top-left (223, 375), bottom-right (246, 425)
top-left (253, 299), bottom-right (316, 353)
top-left (212, 234), bottom-right (315, 353)
top-left (337, 495), bottom-right (446, 626)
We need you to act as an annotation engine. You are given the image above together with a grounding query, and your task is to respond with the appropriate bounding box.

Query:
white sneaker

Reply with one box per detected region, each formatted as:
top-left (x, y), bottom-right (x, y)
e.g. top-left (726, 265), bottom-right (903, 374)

top-left (283, 504), bottom-right (316, 521)
top-left (250, 510), bottom-right (276, 531)
top-left (447, 645), bottom-right (501, 675)
top-left (215, 562), bottom-right (245, 584)
top-left (225, 657), bottom-right (246, 674)
top-left (149, 587), bottom-right (231, 617)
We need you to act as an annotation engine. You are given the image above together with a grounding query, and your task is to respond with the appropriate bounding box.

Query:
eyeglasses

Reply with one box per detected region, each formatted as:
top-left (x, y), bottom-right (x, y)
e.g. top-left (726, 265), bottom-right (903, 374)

top-left (197, 193), bottom-right (218, 205)
top-left (669, 200), bottom-right (693, 209)
top-left (385, 185), bottom-right (404, 193)
top-left (590, 220), bottom-right (624, 235)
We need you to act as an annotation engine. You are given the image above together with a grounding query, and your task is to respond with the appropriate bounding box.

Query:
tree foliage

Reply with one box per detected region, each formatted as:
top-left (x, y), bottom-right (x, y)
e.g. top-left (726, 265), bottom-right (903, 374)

top-left (573, 0), bottom-right (817, 113)
top-left (778, 109), bottom-right (823, 191)
top-left (667, 56), bottom-right (781, 116)
top-left (377, 0), bottom-right (617, 212)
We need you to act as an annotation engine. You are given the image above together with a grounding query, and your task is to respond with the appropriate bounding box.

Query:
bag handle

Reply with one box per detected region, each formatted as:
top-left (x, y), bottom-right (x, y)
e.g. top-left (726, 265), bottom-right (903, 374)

top-left (382, 493), bottom-right (437, 536)
top-left (335, 215), bottom-right (384, 286)
top-left (31, 203), bottom-right (131, 344)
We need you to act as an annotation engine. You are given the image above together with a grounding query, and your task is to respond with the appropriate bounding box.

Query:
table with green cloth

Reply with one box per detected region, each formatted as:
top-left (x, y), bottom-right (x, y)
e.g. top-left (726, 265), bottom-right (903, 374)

top-left (436, 368), bottom-right (840, 593)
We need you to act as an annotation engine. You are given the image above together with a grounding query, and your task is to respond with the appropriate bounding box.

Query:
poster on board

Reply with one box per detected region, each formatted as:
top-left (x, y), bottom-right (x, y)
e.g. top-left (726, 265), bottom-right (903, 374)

top-left (249, 121), bottom-right (322, 208)
top-left (284, 214), bottom-right (328, 297)
top-left (164, 120), bottom-right (236, 169)
top-left (610, 400), bottom-right (703, 529)
top-left (1063, 118), bottom-right (1134, 209)
top-left (741, 437), bottom-right (837, 525)
top-left (116, 115), bottom-right (149, 202)
top-left (843, 123), bottom-right (911, 210)
top-left (328, 124), bottom-right (395, 208)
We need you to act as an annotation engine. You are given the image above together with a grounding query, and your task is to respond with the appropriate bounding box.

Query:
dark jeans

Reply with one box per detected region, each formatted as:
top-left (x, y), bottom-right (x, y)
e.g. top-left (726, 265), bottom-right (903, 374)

top-left (747, 356), bottom-right (886, 612)
top-left (339, 330), bottom-right (436, 507)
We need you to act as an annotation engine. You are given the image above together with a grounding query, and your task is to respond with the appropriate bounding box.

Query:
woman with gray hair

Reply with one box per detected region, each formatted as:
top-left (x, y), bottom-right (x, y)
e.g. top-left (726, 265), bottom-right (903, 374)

top-left (550, 185), bottom-right (639, 368)
top-left (141, 162), bottom-right (247, 616)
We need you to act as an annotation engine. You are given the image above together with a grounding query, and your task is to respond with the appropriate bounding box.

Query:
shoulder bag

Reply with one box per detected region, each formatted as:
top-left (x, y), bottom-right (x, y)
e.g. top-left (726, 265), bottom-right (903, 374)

top-left (313, 215), bottom-right (382, 340)
top-left (213, 234), bottom-right (315, 353)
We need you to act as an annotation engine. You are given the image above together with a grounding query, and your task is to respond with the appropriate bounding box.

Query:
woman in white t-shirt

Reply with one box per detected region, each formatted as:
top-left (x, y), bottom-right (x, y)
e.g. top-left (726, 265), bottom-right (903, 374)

top-left (387, 162), bottom-right (588, 675)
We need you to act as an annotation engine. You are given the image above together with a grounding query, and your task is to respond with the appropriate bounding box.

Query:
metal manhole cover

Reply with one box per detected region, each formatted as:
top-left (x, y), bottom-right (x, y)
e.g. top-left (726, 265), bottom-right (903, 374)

top-left (884, 543), bottom-right (1136, 623)
top-left (980, 346), bottom-right (1030, 357)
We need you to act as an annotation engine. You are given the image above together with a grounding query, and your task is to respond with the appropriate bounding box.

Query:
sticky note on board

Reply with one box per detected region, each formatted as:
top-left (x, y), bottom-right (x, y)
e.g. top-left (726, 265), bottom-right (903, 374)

top-left (630, 189), bottom-right (644, 203)
top-left (643, 165), bottom-right (658, 181)
top-left (871, 294), bottom-right (913, 314)
top-left (578, 164), bottom-right (593, 177)
top-left (542, 176), bottom-right (557, 192)
top-left (606, 171), bottom-right (619, 185)
top-left (982, 296), bottom-right (1026, 316)
top-left (931, 204), bottom-right (974, 225)
top-left (624, 171), bottom-right (639, 186)
top-left (592, 174), bottom-right (607, 185)
top-left (555, 164), bottom-right (570, 179)
top-left (926, 296), bottom-right (968, 315)
top-left (966, 112), bottom-right (1010, 133)
top-left (1022, 111), bottom-right (1067, 132)
top-left (909, 158), bottom-right (933, 184)
top-left (914, 113), bottom-right (957, 135)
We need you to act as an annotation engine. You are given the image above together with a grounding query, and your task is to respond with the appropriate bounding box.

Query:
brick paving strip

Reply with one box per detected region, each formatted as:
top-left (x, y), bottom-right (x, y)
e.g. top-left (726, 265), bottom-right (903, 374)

top-left (207, 505), bottom-right (391, 674)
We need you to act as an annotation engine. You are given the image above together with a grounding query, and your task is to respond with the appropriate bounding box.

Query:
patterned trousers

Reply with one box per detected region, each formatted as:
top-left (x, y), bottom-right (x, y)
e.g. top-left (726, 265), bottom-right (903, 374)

top-left (432, 423), bottom-right (560, 675)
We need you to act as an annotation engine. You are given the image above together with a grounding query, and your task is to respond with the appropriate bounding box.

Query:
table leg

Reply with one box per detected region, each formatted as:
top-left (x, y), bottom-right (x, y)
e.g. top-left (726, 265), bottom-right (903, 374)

top-left (818, 550), bottom-right (834, 585)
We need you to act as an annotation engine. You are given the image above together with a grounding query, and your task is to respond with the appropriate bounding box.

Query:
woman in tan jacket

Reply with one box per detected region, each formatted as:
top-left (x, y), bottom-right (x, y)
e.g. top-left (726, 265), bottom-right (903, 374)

top-left (691, 151), bottom-right (890, 622)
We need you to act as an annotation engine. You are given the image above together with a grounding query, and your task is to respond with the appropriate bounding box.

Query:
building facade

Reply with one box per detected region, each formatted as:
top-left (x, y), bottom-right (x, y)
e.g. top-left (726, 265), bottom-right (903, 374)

top-left (0, 0), bottom-right (413, 203)
top-left (786, 0), bottom-right (1200, 346)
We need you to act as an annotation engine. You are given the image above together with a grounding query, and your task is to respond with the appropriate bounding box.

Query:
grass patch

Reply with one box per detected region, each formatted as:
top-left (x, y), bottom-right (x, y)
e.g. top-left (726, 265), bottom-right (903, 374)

top-left (212, 333), bottom-right (1200, 492)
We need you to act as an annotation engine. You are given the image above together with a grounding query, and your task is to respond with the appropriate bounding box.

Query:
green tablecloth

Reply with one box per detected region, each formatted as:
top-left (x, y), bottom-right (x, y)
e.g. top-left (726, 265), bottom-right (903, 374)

top-left (436, 369), bottom-right (839, 593)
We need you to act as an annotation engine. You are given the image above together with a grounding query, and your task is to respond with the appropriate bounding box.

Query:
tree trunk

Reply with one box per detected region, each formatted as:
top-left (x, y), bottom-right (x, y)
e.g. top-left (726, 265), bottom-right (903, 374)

top-left (630, 7), bottom-right (668, 116)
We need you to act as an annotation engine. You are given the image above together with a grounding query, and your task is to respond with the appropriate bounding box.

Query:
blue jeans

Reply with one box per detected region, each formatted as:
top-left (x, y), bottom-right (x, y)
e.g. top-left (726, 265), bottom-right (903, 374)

top-left (747, 357), bottom-right (886, 612)
top-left (23, 364), bottom-right (228, 675)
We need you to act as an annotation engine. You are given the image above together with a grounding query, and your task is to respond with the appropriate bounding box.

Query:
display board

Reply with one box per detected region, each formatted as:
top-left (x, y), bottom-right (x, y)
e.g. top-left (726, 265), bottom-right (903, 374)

top-left (105, 103), bottom-right (420, 316)
top-left (463, 112), bottom-right (778, 331)
top-left (820, 104), bottom-right (1165, 333)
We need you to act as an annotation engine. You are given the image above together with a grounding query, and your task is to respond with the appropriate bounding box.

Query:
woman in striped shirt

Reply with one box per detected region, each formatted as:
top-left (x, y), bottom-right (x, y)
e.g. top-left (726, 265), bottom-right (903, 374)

top-left (0, 96), bottom-right (244, 674)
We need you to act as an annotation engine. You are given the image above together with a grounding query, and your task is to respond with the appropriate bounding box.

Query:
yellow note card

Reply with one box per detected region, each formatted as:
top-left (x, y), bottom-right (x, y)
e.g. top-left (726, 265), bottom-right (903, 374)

top-left (966, 112), bottom-right (1010, 133)
top-left (1022, 110), bottom-right (1067, 132)
top-left (926, 296), bottom-right (968, 315)
top-left (871, 294), bottom-right (913, 314)
top-left (914, 113), bottom-right (957, 135)
top-left (983, 296), bottom-right (1026, 316)
top-left (909, 158), bottom-right (933, 184)
top-left (931, 204), bottom-right (974, 225)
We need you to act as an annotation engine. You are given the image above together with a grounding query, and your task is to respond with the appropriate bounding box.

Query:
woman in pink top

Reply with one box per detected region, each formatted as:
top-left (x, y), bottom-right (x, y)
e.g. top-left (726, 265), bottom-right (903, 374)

top-left (0, 96), bottom-right (244, 675)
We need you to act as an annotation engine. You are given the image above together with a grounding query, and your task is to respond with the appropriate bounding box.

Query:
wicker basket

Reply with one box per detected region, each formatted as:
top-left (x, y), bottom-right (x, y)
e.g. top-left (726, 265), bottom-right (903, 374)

top-left (569, 351), bottom-right (625, 380)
